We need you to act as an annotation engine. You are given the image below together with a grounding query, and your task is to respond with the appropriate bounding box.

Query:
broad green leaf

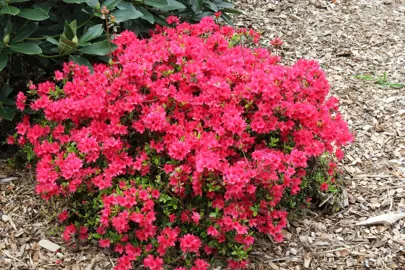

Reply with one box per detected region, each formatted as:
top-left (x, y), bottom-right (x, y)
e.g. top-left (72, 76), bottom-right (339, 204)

top-left (3, 99), bottom-right (15, 106)
top-left (215, 1), bottom-right (234, 9)
top-left (11, 22), bottom-right (38, 43)
top-left (79, 40), bottom-right (117, 55)
top-left (63, 0), bottom-right (90, 3)
top-left (116, 1), bottom-right (136, 10)
top-left (62, 20), bottom-right (78, 40)
top-left (102, 0), bottom-right (121, 9)
top-left (17, 8), bottom-right (49, 21)
top-left (137, 0), bottom-right (168, 9)
top-left (87, 0), bottom-right (100, 8)
top-left (79, 24), bottom-right (103, 44)
top-left (8, 43), bottom-right (42, 55)
top-left (220, 12), bottom-right (233, 25)
top-left (1, 5), bottom-right (20, 15)
top-left (0, 106), bottom-right (16, 121)
top-left (137, 6), bottom-right (154, 24)
top-left (58, 21), bottom-right (78, 54)
top-left (69, 55), bottom-right (94, 73)
top-left (0, 52), bottom-right (7, 71)
top-left (33, 2), bottom-right (53, 13)
top-left (3, 20), bottom-right (11, 36)
top-left (160, 0), bottom-right (186, 11)
top-left (10, 0), bottom-right (30, 2)
top-left (0, 84), bottom-right (13, 100)
top-left (46, 37), bottom-right (59, 45)
top-left (191, 0), bottom-right (203, 13)
top-left (112, 9), bottom-right (142, 23)
top-left (202, 0), bottom-right (218, 12)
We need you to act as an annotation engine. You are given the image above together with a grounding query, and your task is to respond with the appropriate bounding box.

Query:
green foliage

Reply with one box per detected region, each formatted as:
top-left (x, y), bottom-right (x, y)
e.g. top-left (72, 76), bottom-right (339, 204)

top-left (355, 72), bottom-right (404, 89)
top-left (0, 0), bottom-right (238, 120)
top-left (0, 84), bottom-right (16, 120)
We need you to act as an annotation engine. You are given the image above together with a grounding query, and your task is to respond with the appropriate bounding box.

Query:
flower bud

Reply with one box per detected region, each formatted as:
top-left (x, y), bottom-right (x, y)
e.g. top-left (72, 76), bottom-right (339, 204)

top-left (2, 34), bottom-right (10, 44)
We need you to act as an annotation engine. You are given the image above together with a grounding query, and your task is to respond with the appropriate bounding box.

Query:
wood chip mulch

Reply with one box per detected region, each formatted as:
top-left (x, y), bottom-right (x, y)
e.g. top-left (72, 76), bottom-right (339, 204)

top-left (1, 0), bottom-right (405, 269)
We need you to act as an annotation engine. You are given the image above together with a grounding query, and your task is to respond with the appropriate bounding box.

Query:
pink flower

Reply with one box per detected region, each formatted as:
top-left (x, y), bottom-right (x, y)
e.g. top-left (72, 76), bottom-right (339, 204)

top-left (62, 224), bottom-right (76, 242)
top-left (55, 70), bottom-right (64, 81)
top-left (191, 259), bottom-right (210, 270)
top-left (143, 255), bottom-right (163, 270)
top-left (16, 92), bottom-right (27, 111)
top-left (58, 210), bottom-right (68, 223)
top-left (12, 16), bottom-right (353, 270)
top-left (214, 11), bottom-right (222, 18)
top-left (270, 37), bottom-right (283, 48)
top-left (179, 234), bottom-right (201, 253)
top-left (191, 212), bottom-right (200, 225)
top-left (99, 239), bottom-right (111, 248)
top-left (60, 153), bottom-right (83, 180)
top-left (207, 226), bottom-right (219, 237)
top-left (166, 16), bottom-right (179, 25)
top-left (320, 182), bottom-right (329, 192)
top-left (6, 136), bottom-right (15, 145)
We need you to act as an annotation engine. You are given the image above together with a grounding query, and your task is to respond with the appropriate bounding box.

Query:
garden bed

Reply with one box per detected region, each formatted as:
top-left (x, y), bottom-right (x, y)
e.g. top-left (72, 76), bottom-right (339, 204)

top-left (1, 0), bottom-right (405, 269)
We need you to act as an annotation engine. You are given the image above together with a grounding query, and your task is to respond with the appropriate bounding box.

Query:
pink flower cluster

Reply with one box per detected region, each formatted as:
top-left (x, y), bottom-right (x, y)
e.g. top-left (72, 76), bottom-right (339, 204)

top-left (13, 16), bottom-right (352, 269)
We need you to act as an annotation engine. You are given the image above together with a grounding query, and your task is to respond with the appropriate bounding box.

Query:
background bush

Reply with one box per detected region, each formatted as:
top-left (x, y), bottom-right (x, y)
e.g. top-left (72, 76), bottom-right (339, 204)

top-left (11, 17), bottom-right (353, 269)
top-left (0, 0), bottom-right (238, 120)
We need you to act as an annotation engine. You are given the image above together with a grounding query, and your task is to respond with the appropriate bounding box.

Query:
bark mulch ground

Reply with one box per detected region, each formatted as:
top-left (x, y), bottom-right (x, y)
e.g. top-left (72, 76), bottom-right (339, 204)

top-left (1, 0), bottom-right (405, 269)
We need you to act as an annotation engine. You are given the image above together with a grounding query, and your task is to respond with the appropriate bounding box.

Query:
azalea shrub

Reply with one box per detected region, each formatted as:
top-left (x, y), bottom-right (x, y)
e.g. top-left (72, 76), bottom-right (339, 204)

top-left (10, 16), bottom-right (353, 270)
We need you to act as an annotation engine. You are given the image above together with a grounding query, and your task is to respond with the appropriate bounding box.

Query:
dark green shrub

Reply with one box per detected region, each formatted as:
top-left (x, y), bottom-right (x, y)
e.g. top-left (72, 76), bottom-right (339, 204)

top-left (0, 0), bottom-right (238, 120)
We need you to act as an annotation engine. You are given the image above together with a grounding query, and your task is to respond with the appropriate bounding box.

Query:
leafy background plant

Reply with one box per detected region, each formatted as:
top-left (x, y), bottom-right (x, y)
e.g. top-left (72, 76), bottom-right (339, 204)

top-left (0, 0), bottom-right (238, 120)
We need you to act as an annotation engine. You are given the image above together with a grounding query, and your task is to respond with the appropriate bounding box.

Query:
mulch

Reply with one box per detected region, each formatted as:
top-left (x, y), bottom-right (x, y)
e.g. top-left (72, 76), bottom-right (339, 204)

top-left (1, 0), bottom-right (405, 269)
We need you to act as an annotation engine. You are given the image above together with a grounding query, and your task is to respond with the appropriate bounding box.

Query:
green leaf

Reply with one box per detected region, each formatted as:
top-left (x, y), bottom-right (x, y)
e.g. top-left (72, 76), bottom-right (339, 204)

top-left (0, 106), bottom-right (16, 121)
top-left (79, 24), bottom-right (103, 44)
top-left (221, 12), bottom-right (233, 25)
top-left (3, 99), bottom-right (15, 106)
top-left (87, 0), bottom-right (100, 8)
top-left (69, 55), bottom-right (94, 73)
top-left (33, 2), bottom-right (52, 13)
top-left (17, 8), bottom-right (49, 21)
top-left (8, 43), bottom-right (42, 55)
top-left (63, 0), bottom-right (90, 3)
top-left (58, 21), bottom-right (78, 54)
top-left (389, 83), bottom-right (404, 89)
top-left (46, 37), bottom-right (59, 45)
top-left (1, 5), bottom-right (20, 15)
top-left (11, 22), bottom-right (38, 43)
top-left (215, 1), bottom-right (234, 9)
top-left (10, 0), bottom-right (30, 2)
top-left (116, 1), bottom-right (136, 10)
top-left (138, 0), bottom-right (168, 9)
top-left (59, 35), bottom-right (77, 54)
top-left (162, 0), bottom-right (186, 10)
top-left (0, 84), bottom-right (13, 100)
top-left (202, 0), bottom-right (218, 12)
top-left (79, 40), bottom-right (117, 55)
top-left (112, 9), bottom-right (142, 23)
top-left (137, 6), bottom-right (154, 24)
top-left (0, 52), bottom-right (7, 71)
top-left (191, 0), bottom-right (203, 13)
top-left (101, 0), bottom-right (121, 9)
top-left (63, 20), bottom-right (78, 40)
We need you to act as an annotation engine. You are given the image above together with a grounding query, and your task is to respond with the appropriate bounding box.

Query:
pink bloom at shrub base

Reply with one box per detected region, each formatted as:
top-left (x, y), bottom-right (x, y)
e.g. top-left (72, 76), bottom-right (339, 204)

top-left (14, 17), bottom-right (352, 269)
